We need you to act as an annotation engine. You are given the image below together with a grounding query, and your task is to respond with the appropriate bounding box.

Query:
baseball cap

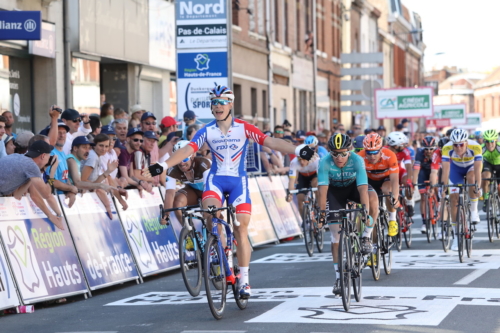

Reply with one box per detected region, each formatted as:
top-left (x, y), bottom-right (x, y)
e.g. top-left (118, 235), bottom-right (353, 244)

top-left (101, 124), bottom-right (116, 135)
top-left (42, 120), bottom-right (70, 135)
top-left (61, 109), bottom-right (80, 121)
top-left (130, 104), bottom-right (145, 113)
top-left (305, 131), bottom-right (316, 136)
top-left (295, 130), bottom-right (306, 138)
top-left (143, 131), bottom-right (158, 141)
top-left (127, 128), bottom-right (144, 137)
top-left (25, 140), bottom-right (54, 158)
top-left (402, 118), bottom-right (409, 124)
top-left (15, 131), bottom-right (34, 148)
top-left (317, 132), bottom-right (326, 138)
top-left (183, 110), bottom-right (196, 120)
top-left (141, 112), bottom-right (156, 121)
top-left (166, 131), bottom-right (181, 143)
top-left (161, 116), bottom-right (181, 128)
top-left (282, 135), bottom-right (296, 144)
top-left (72, 136), bottom-right (95, 147)
top-left (377, 125), bottom-right (386, 131)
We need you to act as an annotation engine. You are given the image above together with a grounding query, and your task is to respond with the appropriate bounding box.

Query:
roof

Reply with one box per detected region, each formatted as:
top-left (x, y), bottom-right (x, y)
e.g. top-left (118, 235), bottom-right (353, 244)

top-left (474, 67), bottom-right (500, 89)
top-left (438, 72), bottom-right (486, 90)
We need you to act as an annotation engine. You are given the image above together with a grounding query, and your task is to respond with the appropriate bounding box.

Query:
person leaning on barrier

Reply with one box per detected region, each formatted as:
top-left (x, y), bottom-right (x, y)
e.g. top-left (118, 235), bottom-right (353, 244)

top-left (0, 140), bottom-right (64, 230)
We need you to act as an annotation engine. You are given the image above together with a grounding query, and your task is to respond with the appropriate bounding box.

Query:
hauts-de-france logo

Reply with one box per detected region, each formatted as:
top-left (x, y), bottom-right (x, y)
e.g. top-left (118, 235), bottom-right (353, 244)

top-left (194, 54), bottom-right (210, 71)
top-left (380, 97), bottom-right (396, 109)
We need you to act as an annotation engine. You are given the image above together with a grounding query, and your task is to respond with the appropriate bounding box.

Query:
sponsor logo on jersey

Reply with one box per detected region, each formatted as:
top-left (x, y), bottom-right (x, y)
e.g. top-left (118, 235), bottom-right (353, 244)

top-left (229, 144), bottom-right (238, 150)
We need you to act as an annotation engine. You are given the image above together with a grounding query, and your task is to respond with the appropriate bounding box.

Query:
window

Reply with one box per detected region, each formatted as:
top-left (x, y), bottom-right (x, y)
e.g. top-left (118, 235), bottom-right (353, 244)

top-left (284, 0), bottom-right (289, 46)
top-left (262, 90), bottom-right (268, 121)
top-left (251, 88), bottom-right (258, 118)
top-left (274, 0), bottom-right (280, 42)
top-left (249, 0), bottom-right (256, 31)
top-left (234, 84), bottom-right (242, 118)
top-left (233, 0), bottom-right (240, 26)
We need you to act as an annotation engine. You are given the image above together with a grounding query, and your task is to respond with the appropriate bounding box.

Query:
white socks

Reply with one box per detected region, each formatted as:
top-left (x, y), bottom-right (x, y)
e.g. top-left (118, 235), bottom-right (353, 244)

top-left (239, 266), bottom-right (249, 286)
top-left (389, 211), bottom-right (397, 221)
top-left (362, 226), bottom-right (374, 238)
top-left (471, 198), bottom-right (478, 212)
top-left (334, 263), bottom-right (340, 279)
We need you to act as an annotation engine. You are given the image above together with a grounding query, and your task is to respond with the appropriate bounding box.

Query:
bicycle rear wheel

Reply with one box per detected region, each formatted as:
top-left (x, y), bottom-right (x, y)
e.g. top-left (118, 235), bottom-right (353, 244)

top-left (457, 207), bottom-right (465, 263)
top-left (350, 234), bottom-right (362, 302)
top-left (370, 223), bottom-right (381, 281)
top-left (231, 265), bottom-right (248, 310)
top-left (204, 235), bottom-right (227, 320)
top-left (495, 195), bottom-right (500, 239)
top-left (338, 229), bottom-right (352, 311)
top-left (179, 227), bottom-right (203, 296)
top-left (302, 204), bottom-right (314, 257)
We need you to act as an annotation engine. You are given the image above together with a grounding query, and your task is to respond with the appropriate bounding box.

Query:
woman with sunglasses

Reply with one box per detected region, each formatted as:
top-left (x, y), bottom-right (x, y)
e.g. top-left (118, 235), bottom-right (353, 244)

top-left (160, 85), bottom-right (315, 299)
top-left (441, 128), bottom-right (483, 251)
top-left (481, 129), bottom-right (500, 212)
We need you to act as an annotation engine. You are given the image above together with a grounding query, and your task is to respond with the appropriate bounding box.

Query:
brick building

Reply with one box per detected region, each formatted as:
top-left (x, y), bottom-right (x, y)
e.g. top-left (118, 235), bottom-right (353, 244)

top-left (473, 67), bottom-right (500, 122)
top-left (434, 72), bottom-right (485, 114)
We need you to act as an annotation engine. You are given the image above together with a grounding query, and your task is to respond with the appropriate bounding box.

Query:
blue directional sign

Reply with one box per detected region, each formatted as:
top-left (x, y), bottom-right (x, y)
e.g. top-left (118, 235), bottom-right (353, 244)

top-left (0, 11), bottom-right (41, 40)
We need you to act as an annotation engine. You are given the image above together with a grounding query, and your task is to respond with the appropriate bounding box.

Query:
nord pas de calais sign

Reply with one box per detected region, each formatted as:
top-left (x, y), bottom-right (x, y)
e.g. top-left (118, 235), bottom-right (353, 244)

top-left (0, 11), bottom-right (41, 40)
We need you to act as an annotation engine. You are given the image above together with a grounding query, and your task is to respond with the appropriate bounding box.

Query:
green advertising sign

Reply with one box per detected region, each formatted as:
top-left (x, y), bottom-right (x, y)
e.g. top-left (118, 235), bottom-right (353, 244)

top-left (467, 116), bottom-right (481, 125)
top-left (441, 108), bottom-right (464, 119)
top-left (397, 95), bottom-right (430, 110)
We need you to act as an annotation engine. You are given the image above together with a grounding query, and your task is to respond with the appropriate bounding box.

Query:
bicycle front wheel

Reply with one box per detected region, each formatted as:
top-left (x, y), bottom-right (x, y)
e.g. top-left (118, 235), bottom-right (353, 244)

top-left (466, 208), bottom-right (473, 258)
top-left (487, 195), bottom-right (494, 242)
top-left (382, 218), bottom-right (392, 275)
top-left (370, 223), bottom-right (381, 281)
top-left (302, 204), bottom-right (314, 257)
top-left (441, 199), bottom-right (452, 252)
top-left (350, 234), bottom-right (362, 302)
top-left (396, 208), bottom-right (404, 252)
top-left (314, 223), bottom-right (324, 253)
top-left (495, 195), bottom-right (500, 239)
top-left (457, 207), bottom-right (465, 263)
top-left (204, 235), bottom-right (227, 320)
top-left (425, 195), bottom-right (432, 243)
top-left (338, 229), bottom-right (352, 311)
top-left (179, 227), bottom-right (203, 296)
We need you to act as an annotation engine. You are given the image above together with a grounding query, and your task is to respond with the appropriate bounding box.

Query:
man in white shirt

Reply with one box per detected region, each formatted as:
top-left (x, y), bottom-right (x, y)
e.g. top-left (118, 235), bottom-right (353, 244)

top-left (61, 109), bottom-right (91, 154)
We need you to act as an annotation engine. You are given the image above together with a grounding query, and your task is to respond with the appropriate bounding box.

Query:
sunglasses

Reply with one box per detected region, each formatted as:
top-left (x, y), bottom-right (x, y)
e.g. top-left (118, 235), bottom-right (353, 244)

top-left (275, 130), bottom-right (284, 134)
top-left (112, 137), bottom-right (117, 141)
top-left (72, 118), bottom-right (81, 123)
top-left (211, 99), bottom-right (231, 106)
top-left (144, 122), bottom-right (156, 126)
top-left (366, 150), bottom-right (380, 155)
top-left (424, 147), bottom-right (436, 151)
top-left (184, 118), bottom-right (194, 122)
top-left (485, 140), bottom-right (496, 143)
top-left (331, 151), bottom-right (349, 158)
top-left (181, 157), bottom-right (191, 163)
top-left (453, 143), bottom-right (465, 148)
top-left (132, 138), bottom-right (144, 143)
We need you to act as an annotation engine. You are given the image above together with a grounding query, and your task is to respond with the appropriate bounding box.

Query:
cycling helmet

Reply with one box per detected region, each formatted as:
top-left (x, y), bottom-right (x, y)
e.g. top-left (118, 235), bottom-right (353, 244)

top-left (353, 135), bottom-right (365, 150)
top-left (305, 135), bottom-right (318, 147)
top-left (328, 133), bottom-right (352, 150)
top-left (438, 137), bottom-right (450, 149)
top-left (386, 131), bottom-right (407, 146)
top-left (363, 133), bottom-right (383, 151)
top-left (449, 128), bottom-right (469, 143)
top-left (422, 136), bottom-right (437, 147)
top-left (209, 85), bottom-right (235, 101)
top-left (483, 129), bottom-right (498, 141)
top-left (445, 128), bottom-right (455, 137)
top-left (173, 140), bottom-right (190, 153)
top-left (474, 130), bottom-right (483, 139)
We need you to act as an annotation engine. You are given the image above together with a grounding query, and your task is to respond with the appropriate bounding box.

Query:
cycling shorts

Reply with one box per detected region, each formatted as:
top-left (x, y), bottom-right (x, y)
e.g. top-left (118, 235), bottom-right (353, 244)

top-left (326, 182), bottom-right (374, 224)
top-left (482, 160), bottom-right (500, 176)
top-left (449, 162), bottom-right (474, 186)
top-left (417, 169), bottom-right (432, 192)
top-left (297, 172), bottom-right (317, 194)
top-left (176, 185), bottom-right (203, 206)
top-left (203, 174), bottom-right (251, 215)
top-left (368, 177), bottom-right (390, 196)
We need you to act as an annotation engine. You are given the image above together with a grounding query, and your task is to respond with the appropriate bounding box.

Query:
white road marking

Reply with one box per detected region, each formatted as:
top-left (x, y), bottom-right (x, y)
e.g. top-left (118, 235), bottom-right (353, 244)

top-left (453, 269), bottom-right (490, 285)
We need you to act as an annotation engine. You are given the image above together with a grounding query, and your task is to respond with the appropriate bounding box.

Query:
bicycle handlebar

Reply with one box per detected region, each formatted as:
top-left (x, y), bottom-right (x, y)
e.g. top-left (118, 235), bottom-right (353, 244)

top-left (186, 205), bottom-right (240, 227)
top-left (482, 178), bottom-right (500, 181)
top-left (289, 187), bottom-right (318, 194)
top-left (160, 204), bottom-right (200, 214)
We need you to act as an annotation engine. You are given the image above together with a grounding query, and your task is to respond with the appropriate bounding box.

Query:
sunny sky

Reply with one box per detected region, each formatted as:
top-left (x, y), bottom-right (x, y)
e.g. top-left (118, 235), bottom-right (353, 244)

top-left (402, 0), bottom-right (500, 73)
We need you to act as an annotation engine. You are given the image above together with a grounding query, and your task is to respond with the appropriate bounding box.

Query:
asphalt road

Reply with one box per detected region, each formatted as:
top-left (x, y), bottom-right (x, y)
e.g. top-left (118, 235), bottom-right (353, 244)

top-left (2, 202), bottom-right (500, 333)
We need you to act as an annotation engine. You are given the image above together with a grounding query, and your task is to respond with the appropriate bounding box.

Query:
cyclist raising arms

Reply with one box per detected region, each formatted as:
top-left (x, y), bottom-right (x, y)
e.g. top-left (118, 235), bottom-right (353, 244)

top-left (317, 134), bottom-right (378, 295)
top-left (413, 135), bottom-right (438, 234)
top-left (161, 85), bottom-right (315, 298)
top-left (441, 129), bottom-right (482, 251)
top-left (358, 133), bottom-right (400, 237)
top-left (481, 129), bottom-right (500, 211)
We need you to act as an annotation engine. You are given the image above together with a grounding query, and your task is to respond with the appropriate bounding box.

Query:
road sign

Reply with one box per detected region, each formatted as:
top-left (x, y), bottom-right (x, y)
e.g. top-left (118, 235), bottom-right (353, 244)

top-left (374, 87), bottom-right (434, 119)
top-left (426, 118), bottom-right (451, 128)
top-left (0, 11), bottom-right (41, 40)
top-left (461, 113), bottom-right (482, 129)
top-left (433, 104), bottom-right (466, 125)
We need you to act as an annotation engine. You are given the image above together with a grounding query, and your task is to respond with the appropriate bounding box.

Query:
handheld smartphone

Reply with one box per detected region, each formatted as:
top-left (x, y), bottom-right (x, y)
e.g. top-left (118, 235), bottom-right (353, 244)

top-left (148, 163), bottom-right (164, 177)
top-left (46, 155), bottom-right (55, 167)
top-left (174, 130), bottom-right (183, 138)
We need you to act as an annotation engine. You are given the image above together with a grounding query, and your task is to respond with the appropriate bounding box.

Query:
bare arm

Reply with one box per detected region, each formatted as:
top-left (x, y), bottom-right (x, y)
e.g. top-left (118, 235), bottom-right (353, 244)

top-left (263, 137), bottom-right (298, 155)
top-left (389, 172), bottom-right (400, 206)
top-left (163, 189), bottom-right (175, 209)
top-left (68, 159), bottom-right (115, 191)
top-left (441, 161), bottom-right (450, 185)
top-left (358, 184), bottom-right (370, 214)
top-left (163, 145), bottom-right (195, 169)
top-left (47, 107), bottom-right (60, 146)
top-left (318, 185), bottom-right (328, 210)
top-left (474, 160), bottom-right (482, 187)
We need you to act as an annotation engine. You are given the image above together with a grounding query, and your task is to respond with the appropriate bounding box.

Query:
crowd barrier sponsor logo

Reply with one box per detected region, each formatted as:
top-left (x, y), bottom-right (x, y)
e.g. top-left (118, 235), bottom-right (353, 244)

top-left (0, 236), bottom-right (21, 309)
top-left (279, 176), bottom-right (302, 222)
top-left (60, 193), bottom-right (139, 290)
top-left (247, 177), bottom-right (278, 246)
top-left (117, 189), bottom-right (180, 277)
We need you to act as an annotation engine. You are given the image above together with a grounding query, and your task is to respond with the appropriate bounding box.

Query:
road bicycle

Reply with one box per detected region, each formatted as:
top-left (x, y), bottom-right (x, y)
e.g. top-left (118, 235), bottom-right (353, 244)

top-left (396, 184), bottom-right (413, 250)
top-left (482, 172), bottom-right (500, 242)
top-left (160, 204), bottom-right (205, 296)
top-left (322, 203), bottom-right (368, 311)
top-left (415, 181), bottom-right (439, 243)
top-left (290, 187), bottom-right (324, 256)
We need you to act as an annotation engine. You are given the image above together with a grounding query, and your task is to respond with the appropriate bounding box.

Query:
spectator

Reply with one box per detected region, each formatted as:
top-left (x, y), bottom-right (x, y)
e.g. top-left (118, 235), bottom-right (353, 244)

top-left (114, 107), bottom-right (128, 121)
top-left (335, 123), bottom-right (346, 134)
top-left (133, 131), bottom-right (159, 186)
top-left (182, 111), bottom-right (199, 139)
top-left (159, 131), bottom-right (182, 162)
top-left (112, 118), bottom-right (128, 147)
top-left (118, 128), bottom-right (153, 194)
top-left (61, 108), bottom-right (91, 155)
top-left (346, 129), bottom-right (356, 139)
top-left (274, 125), bottom-right (284, 139)
top-left (100, 103), bottom-right (114, 126)
top-left (295, 130), bottom-right (306, 143)
top-left (284, 129), bottom-right (293, 137)
top-left (0, 140), bottom-right (64, 229)
top-left (14, 131), bottom-right (34, 154)
top-left (351, 124), bottom-right (362, 136)
top-left (129, 104), bottom-right (145, 129)
top-left (317, 132), bottom-right (327, 146)
top-left (0, 115), bottom-right (6, 159)
top-left (186, 124), bottom-right (199, 141)
top-left (377, 125), bottom-right (386, 139)
top-left (87, 115), bottom-right (101, 142)
top-left (142, 112), bottom-right (158, 132)
top-left (396, 123), bottom-right (404, 132)
top-left (158, 115), bottom-right (180, 145)
top-left (3, 135), bottom-right (15, 155)
top-left (1, 111), bottom-right (15, 138)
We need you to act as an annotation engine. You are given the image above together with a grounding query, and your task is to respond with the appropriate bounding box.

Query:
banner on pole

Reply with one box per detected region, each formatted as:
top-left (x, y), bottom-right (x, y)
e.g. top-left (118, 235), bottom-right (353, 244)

top-left (375, 87), bottom-right (434, 119)
top-left (432, 104), bottom-right (466, 126)
top-left (247, 177), bottom-right (279, 246)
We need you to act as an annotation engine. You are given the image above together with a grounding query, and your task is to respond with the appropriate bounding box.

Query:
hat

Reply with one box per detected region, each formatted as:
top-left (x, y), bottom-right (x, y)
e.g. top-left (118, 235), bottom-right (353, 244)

top-left (402, 118), bottom-right (409, 124)
top-left (101, 124), bottom-right (116, 135)
top-left (377, 125), bottom-right (386, 131)
top-left (130, 104), bottom-right (145, 113)
top-left (143, 131), bottom-right (158, 141)
top-left (295, 130), bottom-right (306, 138)
top-left (166, 131), bottom-right (181, 143)
top-left (183, 110), bottom-right (196, 120)
top-left (161, 116), bottom-right (181, 128)
top-left (40, 120), bottom-right (70, 135)
top-left (61, 109), bottom-right (80, 121)
top-left (141, 112), bottom-right (156, 121)
top-left (305, 131), bottom-right (316, 136)
top-left (15, 131), bottom-right (34, 148)
top-left (72, 136), bottom-right (95, 147)
top-left (3, 135), bottom-right (14, 144)
top-left (127, 128), bottom-right (144, 137)
top-left (346, 130), bottom-right (354, 135)
top-left (396, 124), bottom-right (404, 130)
top-left (25, 140), bottom-right (54, 158)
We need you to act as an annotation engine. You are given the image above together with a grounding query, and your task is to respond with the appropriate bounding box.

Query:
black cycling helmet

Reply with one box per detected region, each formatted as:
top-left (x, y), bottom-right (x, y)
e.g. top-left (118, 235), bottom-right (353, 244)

top-left (353, 135), bottom-right (365, 150)
top-left (328, 133), bottom-right (352, 151)
top-left (422, 135), bottom-right (437, 148)
top-left (438, 137), bottom-right (450, 149)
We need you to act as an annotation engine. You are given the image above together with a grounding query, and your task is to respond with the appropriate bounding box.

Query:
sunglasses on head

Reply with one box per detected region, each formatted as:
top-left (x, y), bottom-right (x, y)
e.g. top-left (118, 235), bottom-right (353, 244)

top-left (331, 151), bottom-right (349, 158)
top-left (211, 99), bottom-right (231, 106)
top-left (453, 142), bottom-right (465, 148)
top-left (366, 150), bottom-right (380, 155)
top-left (132, 138), bottom-right (143, 143)
top-left (72, 118), bottom-right (81, 123)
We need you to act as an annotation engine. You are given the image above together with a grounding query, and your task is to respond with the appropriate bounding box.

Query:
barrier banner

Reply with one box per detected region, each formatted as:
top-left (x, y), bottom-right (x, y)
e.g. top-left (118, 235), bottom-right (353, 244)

top-left (247, 177), bottom-right (278, 246)
top-left (280, 175), bottom-right (302, 223)
top-left (60, 193), bottom-right (139, 290)
top-left (0, 235), bottom-right (21, 310)
top-left (256, 177), bottom-right (302, 239)
top-left (116, 189), bottom-right (180, 277)
top-left (0, 196), bottom-right (88, 304)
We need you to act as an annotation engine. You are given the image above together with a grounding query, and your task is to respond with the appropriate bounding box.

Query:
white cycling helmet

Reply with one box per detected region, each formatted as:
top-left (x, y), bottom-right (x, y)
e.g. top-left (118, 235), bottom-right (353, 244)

top-left (386, 131), bottom-right (407, 146)
top-left (450, 128), bottom-right (469, 143)
top-left (209, 85), bottom-right (235, 102)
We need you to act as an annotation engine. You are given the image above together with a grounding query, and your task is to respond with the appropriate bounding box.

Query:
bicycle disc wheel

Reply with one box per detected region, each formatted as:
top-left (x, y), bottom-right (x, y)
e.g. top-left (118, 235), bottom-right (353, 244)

top-left (351, 235), bottom-right (362, 302)
top-left (302, 205), bottom-right (314, 257)
top-left (204, 235), bottom-right (227, 320)
top-left (370, 224), bottom-right (381, 281)
top-left (382, 219), bottom-right (393, 275)
top-left (457, 207), bottom-right (465, 263)
top-left (231, 265), bottom-right (248, 310)
top-left (315, 223), bottom-right (324, 253)
top-left (179, 227), bottom-right (203, 296)
top-left (338, 230), bottom-right (352, 311)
